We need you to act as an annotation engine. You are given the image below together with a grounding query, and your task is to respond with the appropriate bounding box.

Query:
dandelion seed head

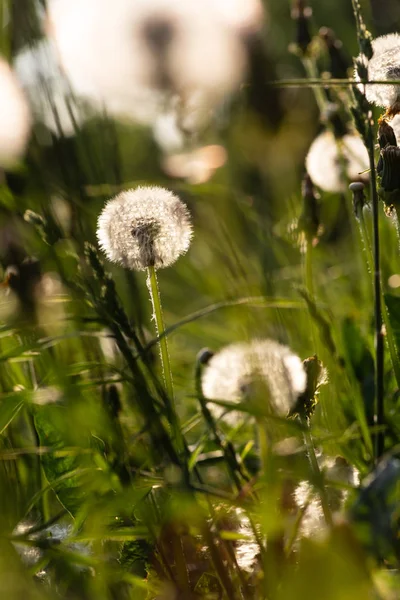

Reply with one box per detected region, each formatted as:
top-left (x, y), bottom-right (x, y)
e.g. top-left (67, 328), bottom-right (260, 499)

top-left (306, 130), bottom-right (369, 192)
top-left (212, 0), bottom-right (265, 36)
top-left (234, 508), bottom-right (259, 572)
top-left (97, 186), bottom-right (192, 271)
top-left (359, 34), bottom-right (400, 110)
top-left (388, 113), bottom-right (400, 145)
top-left (201, 339), bottom-right (306, 425)
top-left (0, 58), bottom-right (31, 166)
top-left (47, 0), bottom-right (246, 126)
top-left (294, 456), bottom-right (359, 540)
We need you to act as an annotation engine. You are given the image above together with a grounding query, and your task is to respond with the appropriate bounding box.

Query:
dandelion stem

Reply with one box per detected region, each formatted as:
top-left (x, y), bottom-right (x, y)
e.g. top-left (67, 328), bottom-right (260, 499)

top-left (300, 416), bottom-right (333, 527)
top-left (147, 266), bottom-right (175, 404)
top-left (146, 266), bottom-right (188, 460)
top-left (304, 239), bottom-right (319, 353)
top-left (355, 202), bottom-right (400, 388)
top-left (302, 58), bottom-right (328, 114)
top-left (351, 0), bottom-right (384, 461)
top-left (366, 121), bottom-right (385, 460)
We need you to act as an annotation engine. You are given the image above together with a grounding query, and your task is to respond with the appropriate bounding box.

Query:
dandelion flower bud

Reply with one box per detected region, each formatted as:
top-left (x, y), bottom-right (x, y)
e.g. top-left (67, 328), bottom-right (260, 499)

top-left (305, 130), bottom-right (369, 193)
top-left (0, 58), bottom-right (31, 167)
top-left (201, 339), bottom-right (306, 425)
top-left (356, 33), bottom-right (400, 114)
top-left (97, 186), bottom-right (192, 271)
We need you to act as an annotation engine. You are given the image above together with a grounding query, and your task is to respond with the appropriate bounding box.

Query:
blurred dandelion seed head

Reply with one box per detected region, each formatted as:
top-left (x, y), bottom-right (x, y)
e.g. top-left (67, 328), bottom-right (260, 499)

top-left (201, 339), bottom-right (306, 425)
top-left (359, 34), bottom-right (400, 111)
top-left (388, 113), bottom-right (400, 145)
top-left (305, 130), bottom-right (369, 193)
top-left (294, 456), bottom-right (359, 540)
top-left (97, 186), bottom-right (192, 270)
top-left (0, 59), bottom-right (31, 167)
top-left (47, 0), bottom-right (247, 127)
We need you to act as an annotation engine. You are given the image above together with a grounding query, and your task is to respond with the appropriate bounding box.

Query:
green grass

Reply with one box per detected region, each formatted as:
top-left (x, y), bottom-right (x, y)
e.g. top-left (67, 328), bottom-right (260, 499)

top-left (1, 0), bottom-right (400, 598)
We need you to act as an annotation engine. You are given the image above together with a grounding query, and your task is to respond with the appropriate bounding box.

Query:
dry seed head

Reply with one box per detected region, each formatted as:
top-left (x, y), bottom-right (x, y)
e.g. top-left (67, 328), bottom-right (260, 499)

top-left (47, 0), bottom-right (246, 126)
top-left (294, 456), bottom-right (359, 540)
top-left (97, 186), bottom-right (192, 270)
top-left (201, 339), bottom-right (306, 425)
top-left (358, 34), bottom-right (400, 112)
top-left (305, 130), bottom-right (369, 192)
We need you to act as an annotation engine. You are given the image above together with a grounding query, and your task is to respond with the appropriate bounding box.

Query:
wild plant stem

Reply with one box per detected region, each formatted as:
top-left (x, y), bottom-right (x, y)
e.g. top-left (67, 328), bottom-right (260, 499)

top-left (366, 120), bottom-right (385, 460)
top-left (256, 418), bottom-right (270, 476)
top-left (300, 416), bottom-right (333, 527)
top-left (147, 266), bottom-right (175, 403)
top-left (304, 239), bottom-right (319, 352)
top-left (146, 266), bottom-right (188, 461)
top-left (351, 0), bottom-right (384, 460)
top-left (355, 204), bottom-right (400, 388)
top-left (302, 58), bottom-right (328, 114)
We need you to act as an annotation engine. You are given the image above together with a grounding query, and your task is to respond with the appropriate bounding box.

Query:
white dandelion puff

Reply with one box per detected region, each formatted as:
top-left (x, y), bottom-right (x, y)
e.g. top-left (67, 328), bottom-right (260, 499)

top-left (388, 113), bottom-right (400, 145)
top-left (357, 34), bottom-right (400, 112)
top-left (201, 339), bottom-right (306, 425)
top-left (235, 508), bottom-right (260, 572)
top-left (211, 0), bottom-right (266, 36)
top-left (47, 0), bottom-right (246, 126)
top-left (97, 186), bottom-right (192, 271)
top-left (0, 58), bottom-right (31, 167)
top-left (305, 130), bottom-right (369, 193)
top-left (294, 456), bottom-right (359, 540)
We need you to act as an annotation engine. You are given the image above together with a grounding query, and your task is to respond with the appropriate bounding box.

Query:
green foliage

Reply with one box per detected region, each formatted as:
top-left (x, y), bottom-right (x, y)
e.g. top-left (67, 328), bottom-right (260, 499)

top-left (1, 0), bottom-right (400, 598)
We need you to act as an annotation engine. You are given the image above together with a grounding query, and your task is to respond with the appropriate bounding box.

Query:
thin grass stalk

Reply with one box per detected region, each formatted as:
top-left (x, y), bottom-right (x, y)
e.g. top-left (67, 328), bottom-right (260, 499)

top-left (302, 57), bottom-right (329, 114)
top-left (351, 0), bottom-right (385, 461)
top-left (201, 524), bottom-right (240, 600)
top-left (366, 121), bottom-right (385, 459)
top-left (304, 239), bottom-right (319, 353)
top-left (355, 201), bottom-right (400, 388)
top-left (300, 415), bottom-right (333, 527)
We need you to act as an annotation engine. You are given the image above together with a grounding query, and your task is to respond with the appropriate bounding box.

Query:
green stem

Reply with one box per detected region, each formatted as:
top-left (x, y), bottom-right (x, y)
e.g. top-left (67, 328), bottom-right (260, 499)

top-left (146, 266), bottom-right (187, 461)
top-left (256, 418), bottom-right (270, 477)
top-left (304, 239), bottom-right (319, 353)
top-left (366, 122), bottom-right (385, 460)
top-left (356, 205), bottom-right (400, 388)
top-left (300, 416), bottom-right (333, 527)
top-left (147, 266), bottom-right (174, 404)
top-left (302, 58), bottom-right (329, 114)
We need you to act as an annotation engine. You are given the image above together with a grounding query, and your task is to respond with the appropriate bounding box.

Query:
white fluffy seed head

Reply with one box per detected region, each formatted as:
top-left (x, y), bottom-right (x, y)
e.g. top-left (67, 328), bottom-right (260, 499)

top-left (97, 186), bottom-right (192, 271)
top-left (294, 456), bottom-right (359, 540)
top-left (201, 339), bottom-right (306, 425)
top-left (305, 130), bottom-right (369, 192)
top-left (358, 34), bottom-right (400, 110)
top-left (46, 0), bottom-right (246, 126)
top-left (0, 58), bottom-right (31, 166)
top-left (388, 113), bottom-right (400, 144)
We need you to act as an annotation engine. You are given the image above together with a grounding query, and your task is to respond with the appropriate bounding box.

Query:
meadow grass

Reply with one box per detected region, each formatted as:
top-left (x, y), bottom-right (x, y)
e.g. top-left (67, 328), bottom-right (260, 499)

top-left (1, 0), bottom-right (400, 598)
